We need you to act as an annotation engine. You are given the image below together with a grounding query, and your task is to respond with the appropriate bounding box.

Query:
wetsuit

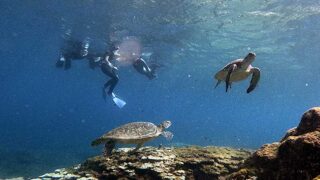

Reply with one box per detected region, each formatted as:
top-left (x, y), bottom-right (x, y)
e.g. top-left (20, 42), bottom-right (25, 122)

top-left (56, 38), bottom-right (92, 69)
top-left (101, 49), bottom-right (119, 99)
top-left (133, 57), bottom-right (157, 79)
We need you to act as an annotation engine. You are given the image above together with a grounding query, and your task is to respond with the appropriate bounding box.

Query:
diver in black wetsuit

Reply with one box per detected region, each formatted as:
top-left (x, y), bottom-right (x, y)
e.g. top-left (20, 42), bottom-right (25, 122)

top-left (56, 36), bottom-right (99, 70)
top-left (133, 57), bottom-right (159, 80)
top-left (101, 45), bottom-right (120, 100)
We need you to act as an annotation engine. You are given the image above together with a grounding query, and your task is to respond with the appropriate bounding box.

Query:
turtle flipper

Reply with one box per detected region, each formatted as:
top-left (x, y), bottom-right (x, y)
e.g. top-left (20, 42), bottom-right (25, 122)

top-left (91, 137), bottom-right (105, 146)
top-left (133, 143), bottom-right (144, 152)
top-left (214, 80), bottom-right (221, 88)
top-left (104, 140), bottom-right (116, 156)
top-left (247, 67), bottom-right (260, 93)
top-left (226, 64), bottom-right (237, 92)
top-left (162, 131), bottom-right (173, 141)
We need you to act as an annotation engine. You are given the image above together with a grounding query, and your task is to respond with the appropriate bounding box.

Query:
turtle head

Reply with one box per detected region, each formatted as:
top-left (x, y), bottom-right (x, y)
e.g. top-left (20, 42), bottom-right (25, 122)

top-left (158, 121), bottom-right (173, 141)
top-left (243, 52), bottom-right (256, 65)
top-left (159, 120), bottom-right (172, 130)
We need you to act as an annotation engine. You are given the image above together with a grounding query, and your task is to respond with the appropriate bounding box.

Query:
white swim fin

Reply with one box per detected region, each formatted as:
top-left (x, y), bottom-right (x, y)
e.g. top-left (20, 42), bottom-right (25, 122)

top-left (111, 93), bottom-right (126, 108)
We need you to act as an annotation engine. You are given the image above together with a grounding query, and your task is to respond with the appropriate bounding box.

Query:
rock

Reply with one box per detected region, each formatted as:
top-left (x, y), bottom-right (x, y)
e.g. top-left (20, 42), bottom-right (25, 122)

top-left (39, 173), bottom-right (59, 178)
top-left (78, 177), bottom-right (96, 180)
top-left (229, 107), bottom-right (320, 180)
top-left (5, 177), bottom-right (24, 180)
top-left (140, 162), bottom-right (154, 169)
top-left (251, 142), bottom-right (279, 167)
top-left (34, 166), bottom-right (97, 180)
top-left (64, 174), bottom-right (80, 179)
top-left (277, 131), bottom-right (320, 179)
top-left (79, 146), bottom-right (251, 180)
top-left (31, 147), bottom-right (250, 180)
top-left (297, 107), bottom-right (320, 134)
top-left (280, 127), bottom-right (297, 142)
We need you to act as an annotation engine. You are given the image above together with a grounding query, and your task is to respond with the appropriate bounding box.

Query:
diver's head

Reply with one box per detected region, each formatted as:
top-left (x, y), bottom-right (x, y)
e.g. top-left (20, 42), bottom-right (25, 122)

top-left (80, 49), bottom-right (89, 57)
top-left (133, 57), bottom-right (141, 62)
top-left (110, 44), bottom-right (119, 52)
top-left (80, 38), bottom-right (90, 57)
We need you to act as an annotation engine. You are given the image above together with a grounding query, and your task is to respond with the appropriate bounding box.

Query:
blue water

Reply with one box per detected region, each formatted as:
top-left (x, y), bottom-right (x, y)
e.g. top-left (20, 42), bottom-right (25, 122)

top-left (1, 0), bottom-right (320, 178)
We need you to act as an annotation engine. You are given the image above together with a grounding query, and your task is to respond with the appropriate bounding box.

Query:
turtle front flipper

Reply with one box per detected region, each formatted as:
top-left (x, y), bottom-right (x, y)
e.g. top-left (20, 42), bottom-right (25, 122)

top-left (161, 131), bottom-right (173, 141)
top-left (104, 140), bottom-right (116, 156)
top-left (226, 64), bottom-right (237, 92)
top-left (91, 137), bottom-right (106, 146)
top-left (247, 67), bottom-right (260, 93)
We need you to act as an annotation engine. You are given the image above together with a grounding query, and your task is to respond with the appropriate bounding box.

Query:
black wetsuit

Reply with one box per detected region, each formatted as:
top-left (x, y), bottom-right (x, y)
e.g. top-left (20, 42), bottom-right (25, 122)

top-left (101, 50), bottom-right (119, 98)
top-left (56, 38), bottom-right (96, 69)
top-left (133, 58), bottom-right (157, 80)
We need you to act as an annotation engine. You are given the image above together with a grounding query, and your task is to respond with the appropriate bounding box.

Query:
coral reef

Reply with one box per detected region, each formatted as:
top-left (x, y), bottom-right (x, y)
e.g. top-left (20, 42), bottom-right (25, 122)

top-left (31, 165), bottom-right (97, 180)
top-left (33, 146), bottom-right (251, 180)
top-left (80, 146), bottom-right (251, 180)
top-left (31, 107), bottom-right (320, 180)
top-left (229, 107), bottom-right (320, 180)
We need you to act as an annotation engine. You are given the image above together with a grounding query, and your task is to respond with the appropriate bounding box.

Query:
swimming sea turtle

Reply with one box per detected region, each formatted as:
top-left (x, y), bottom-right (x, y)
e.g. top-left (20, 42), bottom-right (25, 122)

top-left (91, 120), bottom-right (173, 155)
top-left (214, 52), bottom-right (260, 93)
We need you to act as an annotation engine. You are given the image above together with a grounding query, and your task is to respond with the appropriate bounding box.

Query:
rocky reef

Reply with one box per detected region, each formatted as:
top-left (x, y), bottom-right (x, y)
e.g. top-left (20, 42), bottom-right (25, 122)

top-left (32, 146), bottom-right (251, 180)
top-left (31, 107), bottom-right (320, 180)
top-left (229, 107), bottom-right (320, 180)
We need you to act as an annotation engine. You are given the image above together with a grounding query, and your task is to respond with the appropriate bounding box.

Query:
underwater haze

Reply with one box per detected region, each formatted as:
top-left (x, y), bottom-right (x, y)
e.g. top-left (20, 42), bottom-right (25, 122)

top-left (1, 0), bottom-right (320, 178)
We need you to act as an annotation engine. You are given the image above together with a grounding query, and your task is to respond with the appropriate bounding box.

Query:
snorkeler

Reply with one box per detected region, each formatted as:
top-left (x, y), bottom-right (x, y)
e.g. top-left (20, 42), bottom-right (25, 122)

top-left (133, 57), bottom-right (160, 80)
top-left (56, 36), bottom-right (98, 70)
top-left (101, 48), bottom-right (119, 99)
top-left (100, 45), bottom-right (126, 108)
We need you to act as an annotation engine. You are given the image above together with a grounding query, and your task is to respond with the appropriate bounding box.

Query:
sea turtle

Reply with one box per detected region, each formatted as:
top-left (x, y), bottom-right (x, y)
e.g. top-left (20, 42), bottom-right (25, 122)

top-left (91, 120), bottom-right (173, 155)
top-left (214, 52), bottom-right (260, 93)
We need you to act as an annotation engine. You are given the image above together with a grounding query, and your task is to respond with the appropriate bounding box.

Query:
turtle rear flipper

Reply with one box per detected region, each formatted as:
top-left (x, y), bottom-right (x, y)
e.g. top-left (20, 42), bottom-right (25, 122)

top-left (247, 67), bottom-right (260, 93)
top-left (133, 143), bottom-right (144, 152)
top-left (226, 64), bottom-right (237, 92)
top-left (214, 80), bottom-right (221, 89)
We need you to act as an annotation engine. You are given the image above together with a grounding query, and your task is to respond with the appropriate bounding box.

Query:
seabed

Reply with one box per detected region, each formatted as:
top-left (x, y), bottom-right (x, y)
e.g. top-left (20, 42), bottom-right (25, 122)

top-left (4, 107), bottom-right (320, 180)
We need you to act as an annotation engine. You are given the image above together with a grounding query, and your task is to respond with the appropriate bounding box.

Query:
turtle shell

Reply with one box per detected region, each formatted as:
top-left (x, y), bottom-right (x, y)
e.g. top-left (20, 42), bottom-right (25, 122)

top-left (214, 59), bottom-right (251, 82)
top-left (103, 122), bottom-right (160, 140)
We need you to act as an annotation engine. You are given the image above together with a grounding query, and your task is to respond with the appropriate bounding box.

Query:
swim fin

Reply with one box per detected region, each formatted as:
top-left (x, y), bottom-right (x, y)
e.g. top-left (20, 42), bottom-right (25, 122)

top-left (56, 55), bottom-right (65, 68)
top-left (111, 93), bottom-right (126, 108)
